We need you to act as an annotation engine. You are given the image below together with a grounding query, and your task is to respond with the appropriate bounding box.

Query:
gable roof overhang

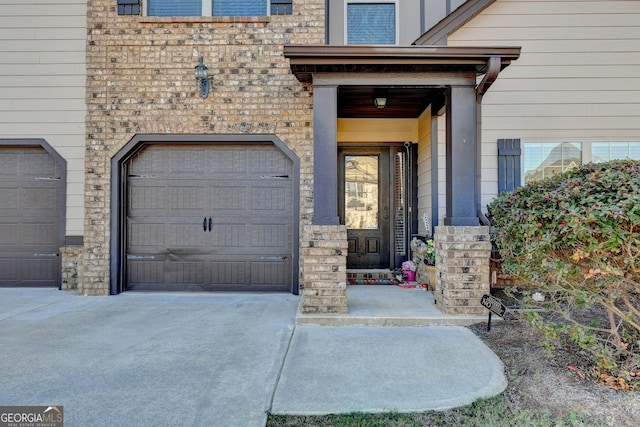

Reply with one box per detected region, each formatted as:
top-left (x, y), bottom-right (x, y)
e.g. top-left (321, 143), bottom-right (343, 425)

top-left (413, 0), bottom-right (498, 46)
top-left (284, 45), bottom-right (520, 118)
top-left (284, 45), bottom-right (520, 83)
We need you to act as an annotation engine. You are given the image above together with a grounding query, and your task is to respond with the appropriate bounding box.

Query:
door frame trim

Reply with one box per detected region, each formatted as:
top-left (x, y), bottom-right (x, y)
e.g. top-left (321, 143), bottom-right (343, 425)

top-left (338, 142), bottom-right (411, 270)
top-left (0, 138), bottom-right (67, 289)
top-left (110, 134), bottom-right (300, 295)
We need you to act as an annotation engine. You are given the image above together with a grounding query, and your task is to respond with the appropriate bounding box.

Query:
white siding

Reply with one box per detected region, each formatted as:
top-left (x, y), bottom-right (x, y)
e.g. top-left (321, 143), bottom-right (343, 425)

top-left (447, 0), bottom-right (640, 209)
top-left (0, 0), bottom-right (86, 235)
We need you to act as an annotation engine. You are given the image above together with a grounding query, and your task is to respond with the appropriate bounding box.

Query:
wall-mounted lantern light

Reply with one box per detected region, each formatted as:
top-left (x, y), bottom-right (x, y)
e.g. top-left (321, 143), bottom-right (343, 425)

top-left (194, 56), bottom-right (210, 99)
top-left (374, 97), bottom-right (387, 108)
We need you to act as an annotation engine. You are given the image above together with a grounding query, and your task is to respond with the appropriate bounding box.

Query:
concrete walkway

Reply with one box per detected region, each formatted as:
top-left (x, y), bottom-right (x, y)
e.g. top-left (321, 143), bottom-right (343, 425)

top-left (0, 288), bottom-right (506, 426)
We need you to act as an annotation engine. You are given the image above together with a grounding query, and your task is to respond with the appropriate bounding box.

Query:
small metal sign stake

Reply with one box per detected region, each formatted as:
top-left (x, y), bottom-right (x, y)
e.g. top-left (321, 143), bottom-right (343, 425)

top-left (480, 294), bottom-right (507, 332)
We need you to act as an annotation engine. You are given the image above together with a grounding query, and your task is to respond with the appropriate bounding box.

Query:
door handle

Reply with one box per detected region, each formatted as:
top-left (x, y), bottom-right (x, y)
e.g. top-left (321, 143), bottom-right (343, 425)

top-left (208, 217), bottom-right (212, 232)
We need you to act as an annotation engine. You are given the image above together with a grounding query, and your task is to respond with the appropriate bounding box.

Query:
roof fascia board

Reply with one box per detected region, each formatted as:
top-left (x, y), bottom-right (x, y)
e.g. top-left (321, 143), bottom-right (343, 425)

top-left (312, 72), bottom-right (476, 87)
top-left (284, 45), bottom-right (520, 61)
top-left (413, 0), bottom-right (497, 46)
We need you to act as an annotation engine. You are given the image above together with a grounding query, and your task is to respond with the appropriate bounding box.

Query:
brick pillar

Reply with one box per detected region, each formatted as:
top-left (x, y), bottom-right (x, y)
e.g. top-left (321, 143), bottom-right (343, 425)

top-left (301, 225), bottom-right (348, 314)
top-left (434, 226), bottom-right (491, 315)
top-left (60, 245), bottom-right (84, 291)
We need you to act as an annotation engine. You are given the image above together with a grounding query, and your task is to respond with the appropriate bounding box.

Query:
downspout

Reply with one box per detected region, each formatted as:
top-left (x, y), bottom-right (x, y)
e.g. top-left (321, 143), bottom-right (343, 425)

top-left (325, 0), bottom-right (330, 44)
top-left (475, 56), bottom-right (501, 217)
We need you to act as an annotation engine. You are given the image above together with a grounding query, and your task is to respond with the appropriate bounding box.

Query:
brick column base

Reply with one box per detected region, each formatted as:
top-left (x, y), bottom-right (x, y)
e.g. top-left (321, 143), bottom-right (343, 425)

top-left (434, 226), bottom-right (491, 315)
top-left (60, 245), bottom-right (84, 291)
top-left (301, 225), bottom-right (348, 314)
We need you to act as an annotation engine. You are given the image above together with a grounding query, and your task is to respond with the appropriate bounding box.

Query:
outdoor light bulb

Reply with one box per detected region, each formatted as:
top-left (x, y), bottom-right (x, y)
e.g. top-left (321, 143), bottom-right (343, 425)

top-left (194, 57), bottom-right (208, 79)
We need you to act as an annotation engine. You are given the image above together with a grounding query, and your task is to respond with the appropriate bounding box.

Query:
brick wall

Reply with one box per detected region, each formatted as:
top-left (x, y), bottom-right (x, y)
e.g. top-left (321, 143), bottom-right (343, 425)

top-left (433, 226), bottom-right (491, 315)
top-left (82, 1), bottom-right (324, 293)
top-left (61, 245), bottom-right (84, 291)
top-left (301, 225), bottom-right (348, 314)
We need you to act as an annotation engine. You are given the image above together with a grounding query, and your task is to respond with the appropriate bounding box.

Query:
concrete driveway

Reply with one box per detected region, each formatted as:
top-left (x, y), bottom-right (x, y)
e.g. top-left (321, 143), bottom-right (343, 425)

top-left (0, 288), bottom-right (506, 426)
top-left (0, 288), bottom-right (298, 427)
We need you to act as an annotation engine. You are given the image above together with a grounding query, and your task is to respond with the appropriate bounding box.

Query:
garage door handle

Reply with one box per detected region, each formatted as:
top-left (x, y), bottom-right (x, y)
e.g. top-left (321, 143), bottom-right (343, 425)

top-left (203, 217), bottom-right (207, 232)
top-left (208, 217), bottom-right (212, 232)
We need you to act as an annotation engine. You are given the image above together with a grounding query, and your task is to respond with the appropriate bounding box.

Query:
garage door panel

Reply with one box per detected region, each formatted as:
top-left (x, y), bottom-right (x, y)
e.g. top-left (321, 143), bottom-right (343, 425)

top-left (0, 146), bottom-right (61, 287)
top-left (210, 186), bottom-right (247, 211)
top-left (0, 224), bottom-right (17, 246)
top-left (23, 258), bottom-right (57, 281)
top-left (209, 223), bottom-right (246, 248)
top-left (165, 261), bottom-right (204, 284)
top-left (128, 221), bottom-right (165, 248)
top-left (204, 148), bottom-right (248, 174)
top-left (127, 259), bottom-right (163, 285)
top-left (0, 256), bottom-right (57, 286)
top-left (251, 224), bottom-right (288, 250)
top-left (0, 259), bottom-right (18, 281)
top-left (251, 260), bottom-right (290, 287)
top-left (0, 188), bottom-right (18, 211)
top-left (125, 143), bottom-right (294, 291)
top-left (166, 222), bottom-right (206, 248)
top-left (248, 148), bottom-right (292, 175)
top-left (21, 187), bottom-right (58, 210)
top-left (210, 261), bottom-right (247, 285)
top-left (21, 222), bottom-right (58, 247)
top-left (128, 184), bottom-right (166, 212)
top-left (251, 186), bottom-right (289, 213)
top-left (168, 185), bottom-right (204, 211)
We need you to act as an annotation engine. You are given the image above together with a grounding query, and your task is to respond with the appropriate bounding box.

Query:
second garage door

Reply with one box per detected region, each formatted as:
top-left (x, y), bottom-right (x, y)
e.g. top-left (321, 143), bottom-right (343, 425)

top-left (0, 146), bottom-right (62, 287)
top-left (125, 144), bottom-right (294, 292)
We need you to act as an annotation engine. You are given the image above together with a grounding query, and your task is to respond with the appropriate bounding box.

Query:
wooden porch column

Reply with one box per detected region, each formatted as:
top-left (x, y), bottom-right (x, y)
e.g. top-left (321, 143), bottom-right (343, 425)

top-left (444, 85), bottom-right (479, 226)
top-left (312, 84), bottom-right (340, 225)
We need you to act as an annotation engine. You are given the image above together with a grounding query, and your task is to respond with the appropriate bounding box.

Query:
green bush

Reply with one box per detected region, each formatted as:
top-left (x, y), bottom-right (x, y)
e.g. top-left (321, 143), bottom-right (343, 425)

top-left (487, 160), bottom-right (640, 381)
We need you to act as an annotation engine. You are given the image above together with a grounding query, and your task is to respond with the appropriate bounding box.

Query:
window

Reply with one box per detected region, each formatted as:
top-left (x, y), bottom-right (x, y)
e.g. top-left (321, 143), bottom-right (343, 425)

top-left (522, 141), bottom-right (640, 185)
top-left (271, 0), bottom-right (292, 15)
top-left (346, 2), bottom-right (397, 45)
top-left (147, 0), bottom-right (274, 17)
top-left (118, 0), bottom-right (140, 15)
top-left (523, 142), bottom-right (582, 184)
top-left (592, 142), bottom-right (640, 163)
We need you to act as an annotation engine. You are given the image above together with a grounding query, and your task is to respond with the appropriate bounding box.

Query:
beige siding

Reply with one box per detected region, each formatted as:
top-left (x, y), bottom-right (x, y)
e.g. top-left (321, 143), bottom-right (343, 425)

top-left (0, 0), bottom-right (86, 235)
top-left (416, 106), bottom-right (432, 235)
top-left (447, 0), bottom-right (640, 209)
top-left (337, 119), bottom-right (418, 142)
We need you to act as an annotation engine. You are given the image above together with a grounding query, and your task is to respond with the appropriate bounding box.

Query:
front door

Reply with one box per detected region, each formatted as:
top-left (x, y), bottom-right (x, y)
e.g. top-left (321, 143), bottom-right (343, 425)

top-left (339, 147), bottom-right (391, 269)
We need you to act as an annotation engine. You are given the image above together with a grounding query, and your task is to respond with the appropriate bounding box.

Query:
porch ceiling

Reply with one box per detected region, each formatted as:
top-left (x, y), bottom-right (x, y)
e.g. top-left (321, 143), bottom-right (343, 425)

top-left (284, 45), bottom-right (521, 119)
top-left (338, 86), bottom-right (442, 118)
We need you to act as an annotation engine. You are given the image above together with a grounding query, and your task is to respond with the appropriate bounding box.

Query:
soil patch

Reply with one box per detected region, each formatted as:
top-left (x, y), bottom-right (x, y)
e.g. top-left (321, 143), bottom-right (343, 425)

top-left (469, 316), bottom-right (639, 426)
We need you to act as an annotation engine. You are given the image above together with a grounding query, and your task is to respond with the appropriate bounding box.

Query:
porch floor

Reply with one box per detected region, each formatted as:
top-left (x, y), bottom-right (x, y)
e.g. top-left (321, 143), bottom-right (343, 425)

top-left (297, 285), bottom-right (488, 327)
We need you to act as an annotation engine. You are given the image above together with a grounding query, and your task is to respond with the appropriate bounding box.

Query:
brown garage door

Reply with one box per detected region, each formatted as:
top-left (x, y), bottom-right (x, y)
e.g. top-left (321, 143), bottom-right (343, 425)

top-left (125, 144), bottom-right (294, 291)
top-left (0, 147), bottom-right (62, 286)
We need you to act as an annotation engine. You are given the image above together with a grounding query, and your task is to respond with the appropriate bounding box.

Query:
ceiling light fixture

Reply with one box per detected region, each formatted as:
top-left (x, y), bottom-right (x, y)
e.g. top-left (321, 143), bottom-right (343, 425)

top-left (374, 97), bottom-right (387, 108)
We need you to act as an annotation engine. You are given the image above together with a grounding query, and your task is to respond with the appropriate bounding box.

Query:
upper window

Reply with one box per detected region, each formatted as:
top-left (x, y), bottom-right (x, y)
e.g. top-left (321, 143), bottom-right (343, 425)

top-left (346, 2), bottom-right (397, 45)
top-left (147, 0), bottom-right (278, 17)
top-left (118, 0), bottom-right (140, 15)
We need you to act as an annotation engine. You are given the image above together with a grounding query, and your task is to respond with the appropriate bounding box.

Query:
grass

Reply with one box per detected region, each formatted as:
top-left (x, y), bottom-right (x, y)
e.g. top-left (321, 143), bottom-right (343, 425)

top-left (267, 395), bottom-right (601, 427)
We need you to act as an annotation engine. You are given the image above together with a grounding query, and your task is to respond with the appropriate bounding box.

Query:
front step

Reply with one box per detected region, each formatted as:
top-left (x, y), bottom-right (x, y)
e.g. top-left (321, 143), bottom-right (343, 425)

top-left (297, 285), bottom-right (490, 327)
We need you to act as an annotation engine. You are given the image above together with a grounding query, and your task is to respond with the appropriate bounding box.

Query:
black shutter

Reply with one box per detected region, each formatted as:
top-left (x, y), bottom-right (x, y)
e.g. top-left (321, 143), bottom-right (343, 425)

top-left (497, 139), bottom-right (521, 193)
